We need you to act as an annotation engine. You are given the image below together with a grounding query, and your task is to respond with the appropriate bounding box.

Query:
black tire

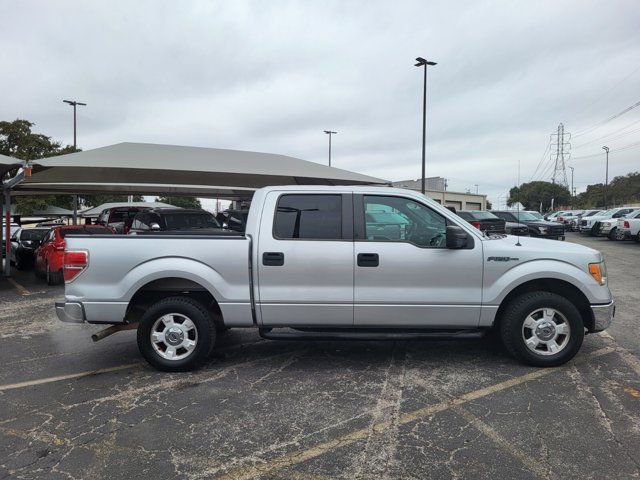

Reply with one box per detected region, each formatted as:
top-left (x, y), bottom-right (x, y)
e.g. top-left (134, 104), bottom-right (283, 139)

top-left (635, 233), bottom-right (640, 243)
top-left (499, 291), bottom-right (584, 367)
top-left (607, 228), bottom-right (617, 240)
top-left (137, 296), bottom-right (216, 372)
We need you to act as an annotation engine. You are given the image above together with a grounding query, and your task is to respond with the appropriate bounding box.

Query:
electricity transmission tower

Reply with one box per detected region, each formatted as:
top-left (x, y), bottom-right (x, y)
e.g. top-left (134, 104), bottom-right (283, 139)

top-left (550, 123), bottom-right (571, 188)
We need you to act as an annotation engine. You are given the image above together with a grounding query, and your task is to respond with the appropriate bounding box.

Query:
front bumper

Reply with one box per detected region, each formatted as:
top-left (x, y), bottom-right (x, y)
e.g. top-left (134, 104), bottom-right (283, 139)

top-left (590, 300), bottom-right (615, 332)
top-left (55, 302), bottom-right (85, 323)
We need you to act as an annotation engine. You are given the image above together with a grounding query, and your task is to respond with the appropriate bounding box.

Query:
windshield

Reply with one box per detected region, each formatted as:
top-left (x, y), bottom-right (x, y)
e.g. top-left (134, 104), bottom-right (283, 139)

top-left (509, 211), bottom-right (539, 221)
top-left (21, 229), bottom-right (48, 241)
top-left (163, 213), bottom-right (220, 230)
top-left (599, 209), bottom-right (617, 217)
top-left (585, 210), bottom-right (602, 217)
top-left (469, 211), bottom-right (500, 220)
top-left (526, 211), bottom-right (544, 219)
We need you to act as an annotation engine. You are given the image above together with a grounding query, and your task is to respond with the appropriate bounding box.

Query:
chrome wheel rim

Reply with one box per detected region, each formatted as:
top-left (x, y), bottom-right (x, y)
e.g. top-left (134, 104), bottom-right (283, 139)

top-left (151, 313), bottom-right (198, 361)
top-left (521, 308), bottom-right (570, 356)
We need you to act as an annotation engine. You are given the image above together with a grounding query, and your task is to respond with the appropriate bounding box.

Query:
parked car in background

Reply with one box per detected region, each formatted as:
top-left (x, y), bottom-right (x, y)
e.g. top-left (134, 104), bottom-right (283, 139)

top-left (10, 227), bottom-right (50, 270)
top-left (492, 211), bottom-right (565, 240)
top-left (35, 225), bottom-right (114, 285)
top-left (557, 210), bottom-right (584, 229)
top-left (600, 209), bottom-right (640, 240)
top-left (96, 206), bottom-right (153, 234)
top-left (129, 208), bottom-right (225, 234)
top-left (544, 211), bottom-right (565, 221)
top-left (217, 209), bottom-right (249, 232)
top-left (579, 207), bottom-right (639, 235)
top-left (568, 210), bottom-right (602, 232)
top-left (456, 211), bottom-right (506, 235)
top-left (617, 210), bottom-right (640, 242)
top-left (2, 223), bottom-right (21, 257)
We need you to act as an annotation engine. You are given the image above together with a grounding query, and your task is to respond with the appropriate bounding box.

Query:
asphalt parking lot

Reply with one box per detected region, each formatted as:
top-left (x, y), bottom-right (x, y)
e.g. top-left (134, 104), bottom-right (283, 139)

top-left (0, 233), bottom-right (638, 479)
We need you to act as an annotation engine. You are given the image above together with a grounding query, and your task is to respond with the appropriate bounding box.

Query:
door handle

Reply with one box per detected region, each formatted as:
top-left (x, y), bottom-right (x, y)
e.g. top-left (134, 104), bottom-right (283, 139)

top-left (262, 251), bottom-right (285, 266)
top-left (357, 253), bottom-right (379, 267)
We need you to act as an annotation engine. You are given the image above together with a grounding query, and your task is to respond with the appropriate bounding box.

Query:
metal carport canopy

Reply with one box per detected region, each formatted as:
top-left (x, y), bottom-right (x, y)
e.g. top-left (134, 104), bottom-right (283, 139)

top-left (14, 142), bottom-right (389, 197)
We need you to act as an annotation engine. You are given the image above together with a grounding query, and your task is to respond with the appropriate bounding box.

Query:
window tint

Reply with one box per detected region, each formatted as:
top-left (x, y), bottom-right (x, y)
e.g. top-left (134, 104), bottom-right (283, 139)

top-left (162, 212), bottom-right (220, 230)
top-left (274, 194), bottom-right (342, 240)
top-left (363, 196), bottom-right (447, 248)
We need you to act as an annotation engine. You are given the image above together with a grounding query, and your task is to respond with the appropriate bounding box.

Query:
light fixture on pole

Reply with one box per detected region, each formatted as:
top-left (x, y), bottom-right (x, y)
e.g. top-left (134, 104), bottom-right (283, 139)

top-left (415, 57), bottom-right (437, 195)
top-left (63, 99), bottom-right (87, 225)
top-left (324, 130), bottom-right (337, 167)
top-left (602, 146), bottom-right (609, 208)
top-left (569, 166), bottom-right (574, 207)
top-left (63, 100), bottom-right (87, 148)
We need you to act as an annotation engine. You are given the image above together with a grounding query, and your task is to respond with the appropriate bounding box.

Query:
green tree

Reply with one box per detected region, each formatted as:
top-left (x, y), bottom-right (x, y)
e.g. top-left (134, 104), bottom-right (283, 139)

top-left (0, 119), bottom-right (79, 215)
top-left (507, 181), bottom-right (571, 212)
top-left (485, 200), bottom-right (492, 210)
top-left (156, 196), bottom-right (202, 209)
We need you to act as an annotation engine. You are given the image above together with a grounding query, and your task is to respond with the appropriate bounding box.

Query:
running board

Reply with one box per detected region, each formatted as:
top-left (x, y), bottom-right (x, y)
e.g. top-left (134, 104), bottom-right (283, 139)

top-left (258, 328), bottom-right (484, 342)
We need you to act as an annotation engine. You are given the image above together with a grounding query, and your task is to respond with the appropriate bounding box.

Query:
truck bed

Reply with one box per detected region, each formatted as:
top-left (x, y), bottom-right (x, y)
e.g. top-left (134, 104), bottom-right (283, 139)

top-left (63, 234), bottom-right (252, 326)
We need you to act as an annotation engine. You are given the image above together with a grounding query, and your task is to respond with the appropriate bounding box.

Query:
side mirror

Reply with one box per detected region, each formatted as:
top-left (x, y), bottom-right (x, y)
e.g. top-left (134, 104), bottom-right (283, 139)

top-left (150, 223), bottom-right (161, 231)
top-left (446, 225), bottom-right (469, 249)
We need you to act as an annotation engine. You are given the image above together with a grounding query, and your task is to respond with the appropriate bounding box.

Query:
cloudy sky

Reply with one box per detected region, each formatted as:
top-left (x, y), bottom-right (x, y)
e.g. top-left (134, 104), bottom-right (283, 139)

top-left (1, 0), bottom-right (639, 208)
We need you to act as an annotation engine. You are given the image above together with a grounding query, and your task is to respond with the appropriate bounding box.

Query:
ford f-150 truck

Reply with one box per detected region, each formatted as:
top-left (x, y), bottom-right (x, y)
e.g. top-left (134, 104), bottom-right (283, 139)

top-left (56, 186), bottom-right (615, 371)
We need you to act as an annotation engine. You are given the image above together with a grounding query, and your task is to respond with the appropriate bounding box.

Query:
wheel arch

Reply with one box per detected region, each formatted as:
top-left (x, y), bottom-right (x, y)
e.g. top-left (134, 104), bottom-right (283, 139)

top-left (494, 278), bottom-right (594, 331)
top-left (125, 277), bottom-right (224, 328)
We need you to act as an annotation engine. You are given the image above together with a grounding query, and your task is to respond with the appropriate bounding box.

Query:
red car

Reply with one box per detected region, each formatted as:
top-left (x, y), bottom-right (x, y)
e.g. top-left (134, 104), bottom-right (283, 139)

top-left (35, 225), bottom-right (114, 285)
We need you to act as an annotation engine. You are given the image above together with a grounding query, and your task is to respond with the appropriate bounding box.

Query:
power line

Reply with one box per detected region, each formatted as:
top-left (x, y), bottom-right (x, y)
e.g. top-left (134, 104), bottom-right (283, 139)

top-left (573, 118), bottom-right (640, 149)
top-left (567, 63), bottom-right (640, 125)
top-left (573, 99), bottom-right (640, 138)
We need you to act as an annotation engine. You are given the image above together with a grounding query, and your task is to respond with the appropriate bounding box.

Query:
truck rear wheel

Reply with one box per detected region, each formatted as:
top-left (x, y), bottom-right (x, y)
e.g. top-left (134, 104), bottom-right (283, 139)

top-left (137, 296), bottom-right (216, 372)
top-left (500, 291), bottom-right (584, 367)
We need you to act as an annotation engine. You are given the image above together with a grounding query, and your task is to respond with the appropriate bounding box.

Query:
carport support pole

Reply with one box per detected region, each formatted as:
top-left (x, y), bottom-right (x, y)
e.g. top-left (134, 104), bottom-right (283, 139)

top-left (4, 189), bottom-right (11, 277)
top-left (72, 195), bottom-right (78, 225)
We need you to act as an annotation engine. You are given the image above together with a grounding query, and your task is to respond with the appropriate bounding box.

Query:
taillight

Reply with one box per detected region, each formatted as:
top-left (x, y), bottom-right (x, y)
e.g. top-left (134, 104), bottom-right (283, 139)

top-left (471, 221), bottom-right (481, 229)
top-left (63, 250), bottom-right (88, 283)
top-left (558, 217), bottom-right (564, 222)
top-left (623, 221), bottom-right (630, 228)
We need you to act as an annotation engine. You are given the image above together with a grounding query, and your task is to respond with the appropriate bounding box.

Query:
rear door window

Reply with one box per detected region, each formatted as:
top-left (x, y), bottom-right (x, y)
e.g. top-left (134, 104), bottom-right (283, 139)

top-left (274, 194), bottom-right (343, 240)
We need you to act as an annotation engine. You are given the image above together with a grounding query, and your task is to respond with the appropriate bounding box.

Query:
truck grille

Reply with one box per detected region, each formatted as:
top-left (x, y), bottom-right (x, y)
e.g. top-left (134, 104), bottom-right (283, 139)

top-left (581, 220), bottom-right (587, 226)
top-left (549, 225), bottom-right (565, 235)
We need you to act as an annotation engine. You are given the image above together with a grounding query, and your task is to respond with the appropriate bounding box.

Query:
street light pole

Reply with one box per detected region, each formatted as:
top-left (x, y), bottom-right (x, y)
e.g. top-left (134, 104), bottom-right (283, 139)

top-left (415, 57), bottom-right (437, 195)
top-left (569, 166), bottom-right (574, 208)
top-left (63, 100), bottom-right (86, 225)
top-left (324, 130), bottom-right (337, 167)
top-left (474, 184), bottom-right (478, 195)
top-left (602, 146), bottom-right (609, 208)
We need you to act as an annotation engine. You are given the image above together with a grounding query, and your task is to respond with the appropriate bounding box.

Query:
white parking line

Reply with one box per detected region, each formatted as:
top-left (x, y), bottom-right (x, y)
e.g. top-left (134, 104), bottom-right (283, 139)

top-left (0, 363), bottom-right (140, 392)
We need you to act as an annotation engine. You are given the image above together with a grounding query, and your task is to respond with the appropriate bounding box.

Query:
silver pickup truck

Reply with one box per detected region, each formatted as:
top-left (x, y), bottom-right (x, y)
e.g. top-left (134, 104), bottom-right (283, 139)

top-left (56, 186), bottom-right (615, 371)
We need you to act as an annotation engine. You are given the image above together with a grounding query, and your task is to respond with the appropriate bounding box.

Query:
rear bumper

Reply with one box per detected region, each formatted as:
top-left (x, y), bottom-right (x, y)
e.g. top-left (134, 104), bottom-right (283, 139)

top-left (590, 300), bottom-right (615, 332)
top-left (55, 301), bottom-right (86, 323)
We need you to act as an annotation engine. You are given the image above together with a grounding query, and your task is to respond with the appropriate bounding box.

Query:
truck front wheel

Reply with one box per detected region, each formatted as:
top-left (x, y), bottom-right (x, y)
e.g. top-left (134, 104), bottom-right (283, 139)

top-left (500, 291), bottom-right (584, 367)
top-left (137, 296), bottom-right (216, 372)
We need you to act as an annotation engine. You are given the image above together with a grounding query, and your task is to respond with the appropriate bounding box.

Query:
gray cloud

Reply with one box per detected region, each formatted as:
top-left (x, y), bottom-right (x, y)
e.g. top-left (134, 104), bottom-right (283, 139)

top-left (1, 0), bottom-right (639, 207)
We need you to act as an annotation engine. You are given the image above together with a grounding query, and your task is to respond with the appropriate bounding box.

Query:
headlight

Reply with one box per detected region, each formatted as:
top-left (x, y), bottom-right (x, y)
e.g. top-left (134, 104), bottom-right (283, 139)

top-left (589, 261), bottom-right (607, 286)
top-left (538, 226), bottom-right (548, 234)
